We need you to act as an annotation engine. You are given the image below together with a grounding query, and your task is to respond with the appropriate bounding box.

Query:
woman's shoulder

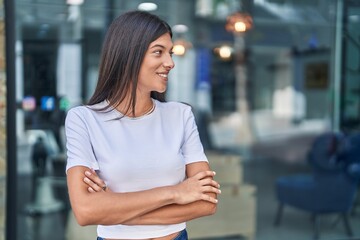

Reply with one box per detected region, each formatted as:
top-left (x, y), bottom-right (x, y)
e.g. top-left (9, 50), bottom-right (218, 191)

top-left (156, 100), bottom-right (193, 111)
top-left (154, 101), bottom-right (194, 121)
top-left (67, 101), bottom-right (109, 119)
top-left (67, 105), bottom-right (86, 116)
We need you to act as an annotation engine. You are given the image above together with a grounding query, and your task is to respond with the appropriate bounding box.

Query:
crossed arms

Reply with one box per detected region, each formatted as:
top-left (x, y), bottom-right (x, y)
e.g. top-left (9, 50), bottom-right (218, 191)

top-left (67, 161), bottom-right (220, 226)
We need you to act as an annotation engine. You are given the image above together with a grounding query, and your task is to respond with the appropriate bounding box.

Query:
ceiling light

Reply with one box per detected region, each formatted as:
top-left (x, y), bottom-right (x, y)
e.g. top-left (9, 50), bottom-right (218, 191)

top-left (66, 0), bottom-right (84, 5)
top-left (234, 22), bottom-right (246, 32)
top-left (225, 12), bottom-right (253, 34)
top-left (173, 44), bottom-right (186, 56)
top-left (172, 24), bottom-right (189, 34)
top-left (219, 46), bottom-right (232, 59)
top-left (214, 45), bottom-right (233, 61)
top-left (173, 39), bottom-right (192, 56)
top-left (138, 2), bottom-right (158, 11)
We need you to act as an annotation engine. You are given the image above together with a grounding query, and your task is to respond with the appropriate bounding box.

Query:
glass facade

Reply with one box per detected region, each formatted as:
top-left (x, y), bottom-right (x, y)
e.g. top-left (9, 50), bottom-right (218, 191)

top-left (341, 0), bottom-right (360, 131)
top-left (0, 0), bottom-right (5, 238)
top-left (2, 0), bottom-right (360, 239)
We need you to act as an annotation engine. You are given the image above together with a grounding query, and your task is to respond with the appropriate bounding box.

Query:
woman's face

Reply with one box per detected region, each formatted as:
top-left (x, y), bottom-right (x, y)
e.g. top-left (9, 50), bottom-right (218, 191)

top-left (137, 33), bottom-right (175, 95)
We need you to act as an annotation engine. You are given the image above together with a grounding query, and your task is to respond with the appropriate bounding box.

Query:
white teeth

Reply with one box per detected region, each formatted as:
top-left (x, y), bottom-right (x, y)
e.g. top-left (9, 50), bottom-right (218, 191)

top-left (158, 73), bottom-right (168, 78)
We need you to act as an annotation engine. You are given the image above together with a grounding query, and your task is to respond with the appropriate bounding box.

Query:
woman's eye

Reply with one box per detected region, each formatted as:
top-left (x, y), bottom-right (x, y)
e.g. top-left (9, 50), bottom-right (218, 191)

top-left (154, 50), bottom-right (162, 55)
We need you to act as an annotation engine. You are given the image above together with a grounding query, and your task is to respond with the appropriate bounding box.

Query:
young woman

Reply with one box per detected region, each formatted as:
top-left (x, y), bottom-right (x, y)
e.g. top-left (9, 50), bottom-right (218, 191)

top-left (65, 10), bottom-right (220, 240)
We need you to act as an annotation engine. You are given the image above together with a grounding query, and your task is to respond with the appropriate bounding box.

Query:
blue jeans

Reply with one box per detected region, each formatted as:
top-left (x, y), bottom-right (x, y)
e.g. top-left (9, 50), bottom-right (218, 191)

top-left (97, 229), bottom-right (188, 240)
top-left (173, 229), bottom-right (188, 240)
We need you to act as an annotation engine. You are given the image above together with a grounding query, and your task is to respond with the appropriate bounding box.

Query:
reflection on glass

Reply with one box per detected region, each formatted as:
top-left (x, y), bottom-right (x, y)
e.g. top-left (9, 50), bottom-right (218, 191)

top-left (9, 0), bottom-right (360, 239)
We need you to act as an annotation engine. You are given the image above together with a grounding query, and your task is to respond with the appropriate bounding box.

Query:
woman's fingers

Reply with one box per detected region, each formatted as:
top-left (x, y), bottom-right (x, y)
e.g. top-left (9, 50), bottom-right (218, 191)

top-left (199, 178), bottom-right (220, 188)
top-left (202, 185), bottom-right (221, 194)
top-left (194, 170), bottom-right (216, 180)
top-left (83, 177), bottom-right (104, 192)
top-left (200, 194), bottom-right (218, 204)
top-left (84, 169), bottom-right (107, 192)
top-left (174, 170), bottom-right (221, 204)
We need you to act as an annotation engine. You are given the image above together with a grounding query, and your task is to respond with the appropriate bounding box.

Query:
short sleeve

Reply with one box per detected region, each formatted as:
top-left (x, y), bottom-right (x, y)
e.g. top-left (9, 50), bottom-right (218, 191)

top-left (181, 107), bottom-right (208, 164)
top-left (65, 108), bottom-right (100, 173)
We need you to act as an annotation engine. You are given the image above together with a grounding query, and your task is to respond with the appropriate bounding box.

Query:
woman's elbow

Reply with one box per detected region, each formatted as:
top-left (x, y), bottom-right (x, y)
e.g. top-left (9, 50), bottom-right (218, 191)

top-left (199, 201), bottom-right (217, 216)
top-left (207, 202), bottom-right (218, 215)
top-left (72, 205), bottom-right (97, 226)
top-left (75, 216), bottom-right (91, 227)
top-left (203, 193), bottom-right (218, 216)
top-left (72, 203), bottom-right (129, 226)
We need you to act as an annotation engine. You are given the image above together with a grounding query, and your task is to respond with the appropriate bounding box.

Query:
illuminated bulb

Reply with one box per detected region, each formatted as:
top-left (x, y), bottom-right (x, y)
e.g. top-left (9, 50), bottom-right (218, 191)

top-left (138, 2), bottom-right (158, 11)
top-left (225, 12), bottom-right (253, 34)
top-left (66, 0), bottom-right (84, 5)
top-left (234, 21), bottom-right (246, 32)
top-left (173, 44), bottom-right (186, 56)
top-left (219, 46), bottom-right (232, 59)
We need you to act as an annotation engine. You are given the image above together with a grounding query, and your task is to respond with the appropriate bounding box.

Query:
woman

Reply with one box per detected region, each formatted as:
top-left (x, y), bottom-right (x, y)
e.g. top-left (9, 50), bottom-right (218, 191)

top-left (65, 10), bottom-right (220, 240)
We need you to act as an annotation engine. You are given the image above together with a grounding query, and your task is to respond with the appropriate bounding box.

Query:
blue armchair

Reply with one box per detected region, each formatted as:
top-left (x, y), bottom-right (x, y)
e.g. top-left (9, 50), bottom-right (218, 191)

top-left (274, 132), bottom-right (360, 239)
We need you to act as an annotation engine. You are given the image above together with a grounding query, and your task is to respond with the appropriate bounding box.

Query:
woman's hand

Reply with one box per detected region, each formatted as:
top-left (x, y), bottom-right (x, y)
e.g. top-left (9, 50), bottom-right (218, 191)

top-left (83, 169), bottom-right (221, 205)
top-left (173, 170), bottom-right (220, 205)
top-left (83, 168), bottom-right (112, 193)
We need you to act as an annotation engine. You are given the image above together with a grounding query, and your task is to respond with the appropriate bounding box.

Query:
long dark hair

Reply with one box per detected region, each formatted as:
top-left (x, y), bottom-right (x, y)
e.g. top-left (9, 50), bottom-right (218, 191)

top-left (88, 10), bottom-right (172, 113)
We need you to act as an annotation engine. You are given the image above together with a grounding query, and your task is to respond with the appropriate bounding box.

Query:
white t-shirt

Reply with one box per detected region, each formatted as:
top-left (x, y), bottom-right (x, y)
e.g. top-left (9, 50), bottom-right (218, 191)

top-left (65, 99), bottom-right (208, 239)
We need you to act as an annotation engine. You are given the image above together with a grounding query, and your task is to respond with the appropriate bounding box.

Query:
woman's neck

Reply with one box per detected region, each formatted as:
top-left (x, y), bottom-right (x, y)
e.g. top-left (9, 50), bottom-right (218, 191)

top-left (116, 95), bottom-right (154, 118)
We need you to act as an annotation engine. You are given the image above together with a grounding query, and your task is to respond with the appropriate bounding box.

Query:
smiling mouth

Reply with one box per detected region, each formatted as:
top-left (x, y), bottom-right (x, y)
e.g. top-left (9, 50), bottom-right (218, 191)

top-left (157, 73), bottom-right (168, 78)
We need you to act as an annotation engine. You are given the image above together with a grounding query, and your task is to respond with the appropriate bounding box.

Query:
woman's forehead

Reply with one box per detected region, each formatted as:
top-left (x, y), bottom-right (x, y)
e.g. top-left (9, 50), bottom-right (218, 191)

top-left (149, 33), bottom-right (173, 48)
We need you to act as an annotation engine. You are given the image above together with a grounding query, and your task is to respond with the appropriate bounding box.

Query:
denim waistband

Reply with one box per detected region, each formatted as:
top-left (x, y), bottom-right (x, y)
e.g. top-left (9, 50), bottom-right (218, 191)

top-left (97, 229), bottom-right (188, 240)
top-left (173, 229), bottom-right (188, 240)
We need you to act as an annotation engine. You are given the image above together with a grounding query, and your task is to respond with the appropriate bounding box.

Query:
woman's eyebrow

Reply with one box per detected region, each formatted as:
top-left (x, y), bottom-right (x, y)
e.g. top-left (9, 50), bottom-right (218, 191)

top-left (150, 44), bottom-right (166, 49)
top-left (150, 44), bottom-right (174, 50)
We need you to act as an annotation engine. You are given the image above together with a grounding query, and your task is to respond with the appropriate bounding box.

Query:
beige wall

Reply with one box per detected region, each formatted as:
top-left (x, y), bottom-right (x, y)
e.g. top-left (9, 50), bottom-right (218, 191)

top-left (0, 0), bottom-right (6, 238)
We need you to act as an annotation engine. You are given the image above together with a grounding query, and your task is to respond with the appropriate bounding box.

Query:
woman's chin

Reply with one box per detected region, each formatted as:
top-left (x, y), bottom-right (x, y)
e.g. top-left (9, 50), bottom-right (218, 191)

top-left (157, 87), bottom-right (167, 93)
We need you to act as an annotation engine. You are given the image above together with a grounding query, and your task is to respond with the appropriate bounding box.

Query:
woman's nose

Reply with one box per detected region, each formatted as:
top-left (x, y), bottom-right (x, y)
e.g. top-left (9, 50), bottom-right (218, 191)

top-left (163, 55), bottom-right (175, 69)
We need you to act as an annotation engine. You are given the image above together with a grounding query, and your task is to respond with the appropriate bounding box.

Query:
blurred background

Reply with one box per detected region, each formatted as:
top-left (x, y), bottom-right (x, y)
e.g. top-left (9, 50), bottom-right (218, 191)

top-left (0, 0), bottom-right (360, 239)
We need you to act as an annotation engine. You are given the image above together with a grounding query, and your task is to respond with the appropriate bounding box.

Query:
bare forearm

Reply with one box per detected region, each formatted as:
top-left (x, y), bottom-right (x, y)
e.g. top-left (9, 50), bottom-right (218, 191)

top-left (68, 167), bottom-right (177, 226)
top-left (123, 193), bottom-right (217, 225)
top-left (68, 166), bottom-right (219, 226)
top-left (70, 185), bottom-right (177, 226)
top-left (122, 161), bottom-right (219, 226)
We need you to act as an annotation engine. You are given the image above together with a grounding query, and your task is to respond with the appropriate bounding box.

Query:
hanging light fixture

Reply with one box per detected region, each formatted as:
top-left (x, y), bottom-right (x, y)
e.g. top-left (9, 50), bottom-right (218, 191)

top-left (173, 39), bottom-right (192, 56)
top-left (225, 12), bottom-right (253, 34)
top-left (213, 45), bottom-right (233, 61)
top-left (66, 0), bottom-right (84, 5)
top-left (138, 2), bottom-right (158, 11)
top-left (172, 24), bottom-right (192, 56)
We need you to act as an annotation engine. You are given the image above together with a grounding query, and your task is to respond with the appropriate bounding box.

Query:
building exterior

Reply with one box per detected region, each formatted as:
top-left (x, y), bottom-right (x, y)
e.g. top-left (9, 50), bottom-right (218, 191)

top-left (0, 0), bottom-right (6, 239)
top-left (1, 0), bottom-right (360, 239)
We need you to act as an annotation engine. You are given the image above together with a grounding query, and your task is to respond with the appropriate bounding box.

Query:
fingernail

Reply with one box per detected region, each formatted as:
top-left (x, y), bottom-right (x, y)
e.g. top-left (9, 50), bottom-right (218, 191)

top-left (218, 189), bottom-right (222, 194)
top-left (215, 199), bottom-right (218, 203)
top-left (85, 171), bottom-right (91, 176)
top-left (213, 171), bottom-right (216, 175)
top-left (83, 177), bottom-right (89, 182)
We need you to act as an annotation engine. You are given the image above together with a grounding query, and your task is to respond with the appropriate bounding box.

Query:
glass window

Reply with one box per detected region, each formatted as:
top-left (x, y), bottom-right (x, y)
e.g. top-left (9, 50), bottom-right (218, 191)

top-left (341, 2), bottom-right (360, 131)
top-left (9, 0), bottom-right (360, 239)
top-left (0, 0), bottom-right (6, 238)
